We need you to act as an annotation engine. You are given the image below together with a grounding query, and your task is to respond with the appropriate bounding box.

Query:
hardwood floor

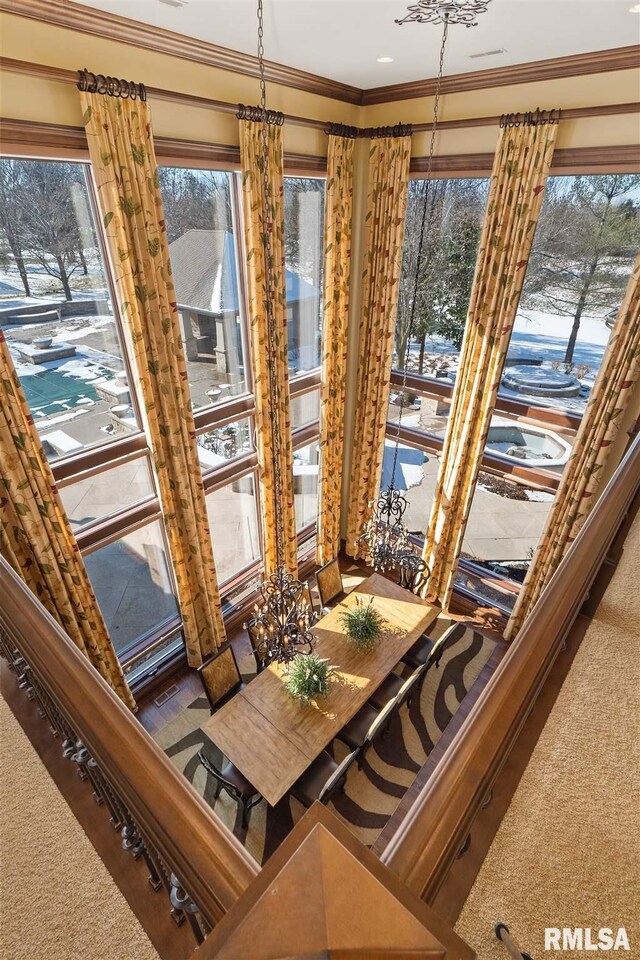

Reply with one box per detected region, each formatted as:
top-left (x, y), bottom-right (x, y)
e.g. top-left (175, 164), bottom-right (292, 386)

top-left (136, 626), bottom-right (251, 736)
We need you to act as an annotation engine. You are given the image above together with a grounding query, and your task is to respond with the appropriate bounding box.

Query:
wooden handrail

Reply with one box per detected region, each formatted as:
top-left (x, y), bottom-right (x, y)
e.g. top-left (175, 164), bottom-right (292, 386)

top-left (0, 558), bottom-right (259, 927)
top-left (380, 434), bottom-right (640, 901)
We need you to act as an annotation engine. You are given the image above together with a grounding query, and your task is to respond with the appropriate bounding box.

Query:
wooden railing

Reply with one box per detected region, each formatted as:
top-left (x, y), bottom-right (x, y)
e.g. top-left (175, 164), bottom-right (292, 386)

top-left (0, 559), bottom-right (259, 940)
top-left (379, 433), bottom-right (640, 904)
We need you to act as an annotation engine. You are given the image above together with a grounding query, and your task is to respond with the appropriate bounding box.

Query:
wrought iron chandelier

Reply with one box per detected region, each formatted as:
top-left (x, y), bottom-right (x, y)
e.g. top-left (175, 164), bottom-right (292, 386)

top-left (249, 0), bottom-right (318, 666)
top-left (357, 488), bottom-right (413, 573)
top-left (396, 0), bottom-right (493, 27)
top-left (359, 2), bottom-right (491, 575)
top-left (247, 567), bottom-right (317, 665)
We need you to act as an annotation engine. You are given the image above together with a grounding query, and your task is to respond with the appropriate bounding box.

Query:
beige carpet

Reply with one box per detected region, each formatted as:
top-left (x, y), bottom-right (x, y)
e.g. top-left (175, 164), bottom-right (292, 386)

top-left (455, 515), bottom-right (640, 958)
top-left (0, 695), bottom-right (159, 960)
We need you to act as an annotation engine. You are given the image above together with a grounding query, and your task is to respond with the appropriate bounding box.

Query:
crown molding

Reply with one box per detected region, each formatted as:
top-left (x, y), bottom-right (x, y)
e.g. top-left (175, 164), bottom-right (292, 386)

top-left (0, 0), bottom-right (362, 105)
top-left (0, 1), bottom-right (638, 111)
top-left (410, 144), bottom-right (640, 176)
top-left (362, 45), bottom-right (640, 105)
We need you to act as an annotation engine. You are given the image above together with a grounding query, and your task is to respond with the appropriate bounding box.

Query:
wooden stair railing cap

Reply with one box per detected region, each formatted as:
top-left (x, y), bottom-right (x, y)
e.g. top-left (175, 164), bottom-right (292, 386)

top-left (196, 803), bottom-right (475, 959)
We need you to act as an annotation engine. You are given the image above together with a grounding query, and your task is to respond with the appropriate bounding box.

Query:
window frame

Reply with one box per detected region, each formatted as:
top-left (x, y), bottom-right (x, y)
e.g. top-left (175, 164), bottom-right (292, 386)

top-left (390, 164), bottom-right (639, 610)
top-left (283, 173), bottom-right (326, 387)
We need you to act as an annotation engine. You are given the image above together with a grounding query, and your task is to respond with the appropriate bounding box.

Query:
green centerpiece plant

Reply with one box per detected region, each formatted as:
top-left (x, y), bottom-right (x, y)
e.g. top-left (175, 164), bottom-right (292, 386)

top-left (340, 597), bottom-right (385, 651)
top-left (284, 653), bottom-right (337, 705)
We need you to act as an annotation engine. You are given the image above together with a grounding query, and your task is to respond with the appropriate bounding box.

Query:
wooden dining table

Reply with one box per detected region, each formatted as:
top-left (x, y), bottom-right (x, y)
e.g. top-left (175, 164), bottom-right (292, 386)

top-left (200, 572), bottom-right (438, 806)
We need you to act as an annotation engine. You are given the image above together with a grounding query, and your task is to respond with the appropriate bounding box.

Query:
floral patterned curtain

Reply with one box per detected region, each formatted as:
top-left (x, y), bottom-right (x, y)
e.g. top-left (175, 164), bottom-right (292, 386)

top-left (80, 92), bottom-right (226, 667)
top-left (506, 251), bottom-right (640, 639)
top-left (239, 118), bottom-right (297, 576)
top-left (422, 120), bottom-right (558, 607)
top-left (317, 133), bottom-right (356, 564)
top-left (0, 331), bottom-right (135, 709)
top-left (345, 134), bottom-right (412, 556)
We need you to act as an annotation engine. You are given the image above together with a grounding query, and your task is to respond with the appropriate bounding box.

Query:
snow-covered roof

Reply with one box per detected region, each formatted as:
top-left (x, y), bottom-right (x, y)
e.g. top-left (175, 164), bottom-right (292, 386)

top-left (168, 229), bottom-right (318, 313)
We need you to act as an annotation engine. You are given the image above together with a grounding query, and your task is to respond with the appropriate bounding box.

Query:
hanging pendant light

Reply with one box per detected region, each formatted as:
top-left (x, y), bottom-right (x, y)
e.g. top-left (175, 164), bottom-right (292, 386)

top-left (358, 3), bottom-right (489, 578)
top-left (245, 0), bottom-right (319, 666)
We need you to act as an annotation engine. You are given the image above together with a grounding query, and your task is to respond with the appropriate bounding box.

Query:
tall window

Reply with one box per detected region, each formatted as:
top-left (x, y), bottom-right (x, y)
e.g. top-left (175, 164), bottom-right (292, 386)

top-left (283, 176), bottom-right (325, 561)
top-left (0, 155), bottom-right (327, 678)
top-left (205, 475), bottom-right (261, 585)
top-left (84, 520), bottom-right (179, 659)
top-left (284, 177), bottom-right (325, 376)
top-left (507, 174), bottom-right (640, 414)
top-left (159, 167), bottom-right (248, 409)
top-left (386, 170), bottom-right (640, 613)
top-left (394, 177), bottom-right (489, 377)
top-left (0, 158), bottom-right (140, 461)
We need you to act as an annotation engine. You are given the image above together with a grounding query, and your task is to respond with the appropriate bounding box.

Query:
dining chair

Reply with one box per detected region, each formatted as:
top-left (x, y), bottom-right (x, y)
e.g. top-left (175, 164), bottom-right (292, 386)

top-left (315, 558), bottom-right (346, 611)
top-left (368, 659), bottom-right (427, 712)
top-left (290, 748), bottom-right (358, 808)
top-left (197, 643), bottom-right (245, 714)
top-left (402, 622), bottom-right (465, 671)
top-left (244, 617), bottom-right (270, 673)
top-left (337, 698), bottom-right (397, 768)
top-left (197, 750), bottom-right (262, 829)
top-left (397, 553), bottom-right (431, 595)
top-left (302, 582), bottom-right (316, 618)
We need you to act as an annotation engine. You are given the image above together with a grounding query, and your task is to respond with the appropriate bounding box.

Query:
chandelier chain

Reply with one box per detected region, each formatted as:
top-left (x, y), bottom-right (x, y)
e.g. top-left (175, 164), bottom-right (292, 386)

top-left (390, 15), bottom-right (449, 487)
top-left (256, 0), bottom-right (285, 567)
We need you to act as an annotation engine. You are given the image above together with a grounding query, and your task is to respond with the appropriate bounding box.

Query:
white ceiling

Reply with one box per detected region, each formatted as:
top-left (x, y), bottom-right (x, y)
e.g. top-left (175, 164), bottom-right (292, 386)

top-left (76, 0), bottom-right (640, 89)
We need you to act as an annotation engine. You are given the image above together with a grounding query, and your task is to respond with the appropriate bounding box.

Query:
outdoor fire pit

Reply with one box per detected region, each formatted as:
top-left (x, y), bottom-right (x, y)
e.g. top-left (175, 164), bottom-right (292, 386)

top-left (501, 364), bottom-right (581, 399)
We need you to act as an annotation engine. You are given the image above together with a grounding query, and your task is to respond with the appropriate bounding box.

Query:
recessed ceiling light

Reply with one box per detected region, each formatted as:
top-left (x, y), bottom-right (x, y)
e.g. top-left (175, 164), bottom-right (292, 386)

top-left (630, 2), bottom-right (640, 10)
top-left (468, 48), bottom-right (506, 59)
top-left (377, 56), bottom-right (394, 63)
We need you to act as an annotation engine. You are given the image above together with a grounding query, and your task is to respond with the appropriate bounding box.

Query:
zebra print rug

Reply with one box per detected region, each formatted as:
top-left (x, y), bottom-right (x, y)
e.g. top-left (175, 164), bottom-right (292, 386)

top-left (153, 617), bottom-right (495, 866)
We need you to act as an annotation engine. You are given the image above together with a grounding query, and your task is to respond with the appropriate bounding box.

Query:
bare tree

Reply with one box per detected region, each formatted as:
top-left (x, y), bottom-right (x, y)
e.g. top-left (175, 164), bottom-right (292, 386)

top-left (0, 160), bottom-right (31, 297)
top-left (395, 177), bottom-right (487, 372)
top-left (13, 161), bottom-right (89, 301)
top-left (521, 174), bottom-right (640, 364)
top-left (158, 167), bottom-right (233, 243)
top-left (283, 176), bottom-right (324, 281)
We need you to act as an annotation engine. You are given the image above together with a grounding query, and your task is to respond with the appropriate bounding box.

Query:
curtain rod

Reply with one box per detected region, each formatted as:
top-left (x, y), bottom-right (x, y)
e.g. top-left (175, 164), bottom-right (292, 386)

top-left (77, 68), bottom-right (146, 101)
top-left (500, 107), bottom-right (560, 127)
top-left (0, 59), bottom-right (637, 136)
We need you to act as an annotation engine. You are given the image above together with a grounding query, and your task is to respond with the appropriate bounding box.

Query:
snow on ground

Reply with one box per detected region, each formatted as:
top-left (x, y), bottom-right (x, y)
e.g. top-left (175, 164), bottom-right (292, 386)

top-left (402, 307), bottom-right (611, 415)
top-left (381, 441), bottom-right (427, 493)
top-left (0, 260), bottom-right (109, 299)
top-left (510, 309), bottom-right (610, 375)
top-left (51, 317), bottom-right (115, 342)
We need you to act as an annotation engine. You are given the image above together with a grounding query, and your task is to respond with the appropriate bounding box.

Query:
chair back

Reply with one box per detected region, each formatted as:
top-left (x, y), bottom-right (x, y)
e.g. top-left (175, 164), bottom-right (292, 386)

top-left (316, 558), bottom-right (344, 609)
top-left (197, 749), bottom-right (227, 785)
top-left (197, 645), bottom-right (243, 713)
top-left (428, 622), bottom-right (466, 669)
top-left (245, 617), bottom-right (270, 672)
top-left (397, 553), bottom-right (431, 595)
top-left (318, 748), bottom-right (358, 803)
top-left (364, 699), bottom-right (397, 747)
top-left (302, 582), bottom-right (316, 617)
top-left (197, 750), bottom-right (253, 802)
top-left (394, 661), bottom-right (429, 710)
